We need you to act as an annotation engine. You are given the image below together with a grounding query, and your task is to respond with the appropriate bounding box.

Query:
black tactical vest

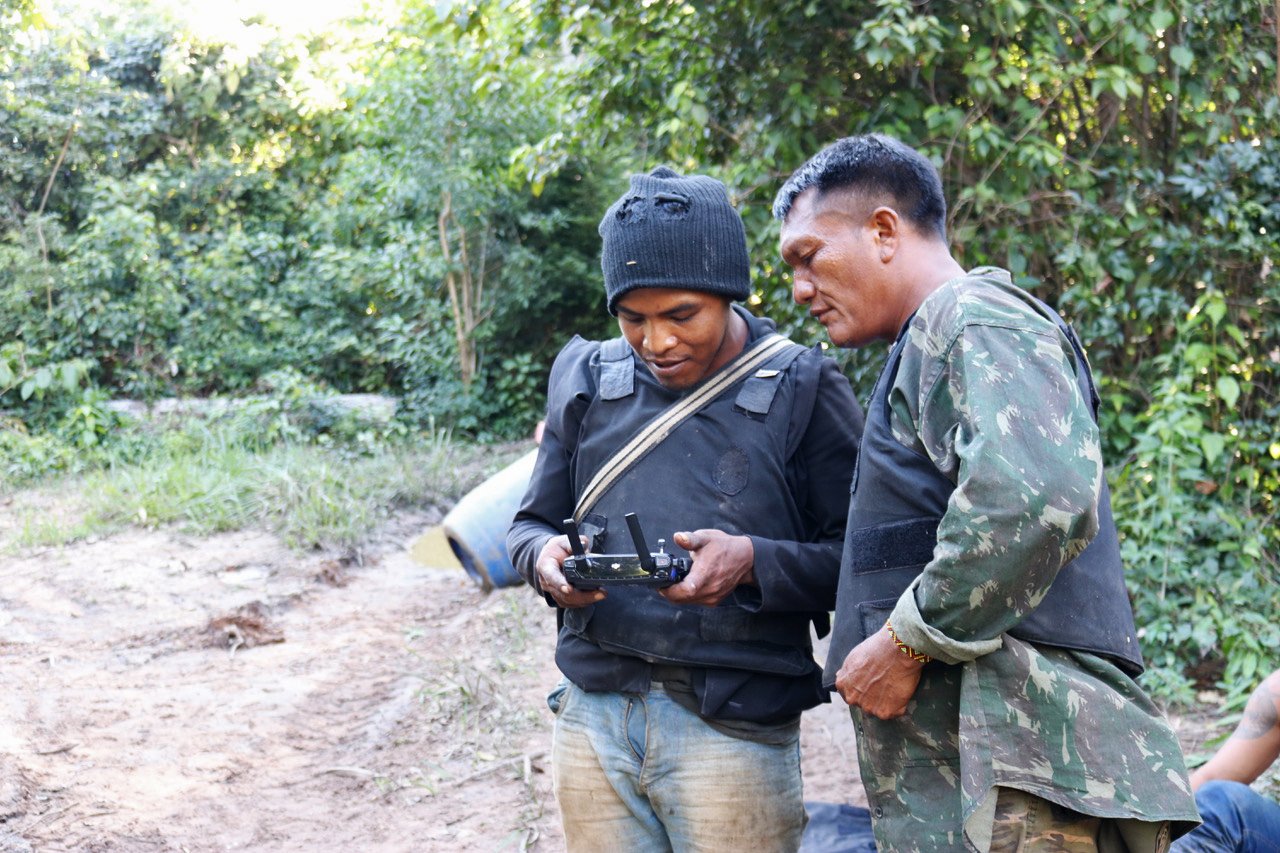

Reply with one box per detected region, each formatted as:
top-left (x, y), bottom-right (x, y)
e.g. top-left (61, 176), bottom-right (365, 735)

top-left (562, 332), bottom-right (829, 683)
top-left (823, 296), bottom-right (1145, 686)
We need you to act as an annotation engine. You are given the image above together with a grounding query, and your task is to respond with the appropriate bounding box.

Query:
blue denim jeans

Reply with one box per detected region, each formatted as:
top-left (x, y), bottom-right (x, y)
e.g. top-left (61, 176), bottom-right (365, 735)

top-left (549, 680), bottom-right (807, 852)
top-left (1172, 781), bottom-right (1280, 853)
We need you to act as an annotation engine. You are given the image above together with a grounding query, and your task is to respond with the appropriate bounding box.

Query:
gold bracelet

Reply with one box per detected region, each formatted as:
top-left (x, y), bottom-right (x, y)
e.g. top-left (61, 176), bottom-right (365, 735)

top-left (885, 620), bottom-right (932, 664)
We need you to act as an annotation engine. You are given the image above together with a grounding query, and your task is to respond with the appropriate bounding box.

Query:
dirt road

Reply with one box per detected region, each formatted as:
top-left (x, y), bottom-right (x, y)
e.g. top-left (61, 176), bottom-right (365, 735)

top-left (0, 511), bottom-right (864, 852)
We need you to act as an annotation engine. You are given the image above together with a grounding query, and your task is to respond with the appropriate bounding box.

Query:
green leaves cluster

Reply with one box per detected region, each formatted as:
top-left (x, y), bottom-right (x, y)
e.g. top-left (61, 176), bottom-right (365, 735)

top-left (1, 0), bottom-right (615, 462)
top-left (2, 8), bottom-right (335, 402)
top-left (303, 3), bottom-right (614, 434)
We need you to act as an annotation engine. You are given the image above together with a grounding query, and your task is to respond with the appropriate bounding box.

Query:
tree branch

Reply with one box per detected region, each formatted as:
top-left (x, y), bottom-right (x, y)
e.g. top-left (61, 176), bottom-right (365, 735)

top-left (36, 123), bottom-right (76, 221)
top-left (34, 122), bottom-right (76, 313)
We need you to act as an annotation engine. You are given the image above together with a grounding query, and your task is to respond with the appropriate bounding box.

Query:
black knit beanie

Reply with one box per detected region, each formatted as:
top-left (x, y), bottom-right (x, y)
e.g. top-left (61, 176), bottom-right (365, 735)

top-left (598, 166), bottom-right (751, 314)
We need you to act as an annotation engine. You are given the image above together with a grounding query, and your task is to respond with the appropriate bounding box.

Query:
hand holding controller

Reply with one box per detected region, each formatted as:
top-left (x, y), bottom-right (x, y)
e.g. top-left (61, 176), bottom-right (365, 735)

top-left (561, 513), bottom-right (691, 590)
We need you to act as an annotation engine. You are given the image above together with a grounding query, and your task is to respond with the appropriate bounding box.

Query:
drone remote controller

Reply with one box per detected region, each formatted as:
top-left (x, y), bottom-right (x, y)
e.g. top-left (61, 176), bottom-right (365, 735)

top-left (561, 513), bottom-right (691, 590)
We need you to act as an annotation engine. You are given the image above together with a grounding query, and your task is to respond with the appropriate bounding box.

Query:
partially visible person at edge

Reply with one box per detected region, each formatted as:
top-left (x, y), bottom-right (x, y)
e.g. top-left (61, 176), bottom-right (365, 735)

top-left (1172, 668), bottom-right (1280, 852)
top-left (507, 166), bottom-right (864, 851)
top-left (773, 134), bottom-right (1201, 852)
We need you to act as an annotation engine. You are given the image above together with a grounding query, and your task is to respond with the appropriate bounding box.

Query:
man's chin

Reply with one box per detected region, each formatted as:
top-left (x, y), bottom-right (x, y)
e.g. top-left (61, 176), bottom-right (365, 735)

top-left (647, 361), bottom-right (699, 389)
top-left (823, 322), bottom-right (861, 349)
top-left (653, 374), bottom-right (696, 391)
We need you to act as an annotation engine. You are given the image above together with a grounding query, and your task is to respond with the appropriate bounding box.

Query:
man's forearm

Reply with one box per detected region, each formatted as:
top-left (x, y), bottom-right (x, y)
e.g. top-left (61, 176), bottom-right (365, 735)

top-left (508, 518), bottom-right (557, 589)
top-left (747, 537), bottom-right (843, 612)
top-left (1191, 672), bottom-right (1280, 790)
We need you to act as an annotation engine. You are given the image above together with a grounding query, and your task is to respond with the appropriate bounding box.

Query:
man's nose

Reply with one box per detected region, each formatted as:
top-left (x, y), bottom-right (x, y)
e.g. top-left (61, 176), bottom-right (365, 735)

top-left (645, 323), bottom-right (676, 354)
top-left (792, 275), bottom-right (815, 305)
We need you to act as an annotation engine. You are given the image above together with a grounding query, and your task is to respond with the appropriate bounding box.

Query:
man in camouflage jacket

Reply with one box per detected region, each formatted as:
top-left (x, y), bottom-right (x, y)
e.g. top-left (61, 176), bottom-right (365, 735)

top-left (774, 134), bottom-right (1200, 851)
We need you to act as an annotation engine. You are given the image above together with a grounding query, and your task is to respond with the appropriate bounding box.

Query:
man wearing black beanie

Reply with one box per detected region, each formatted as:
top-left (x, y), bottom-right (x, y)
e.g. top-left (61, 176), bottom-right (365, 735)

top-left (509, 166), bottom-right (864, 851)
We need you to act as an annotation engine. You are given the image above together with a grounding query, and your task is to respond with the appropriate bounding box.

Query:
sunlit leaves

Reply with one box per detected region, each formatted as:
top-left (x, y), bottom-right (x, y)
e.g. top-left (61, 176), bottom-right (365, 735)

top-left (1, 0), bottom-right (1278, 693)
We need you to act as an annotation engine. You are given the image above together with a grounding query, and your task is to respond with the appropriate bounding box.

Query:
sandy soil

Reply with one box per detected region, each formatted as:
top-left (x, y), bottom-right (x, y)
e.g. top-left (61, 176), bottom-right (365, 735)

top-left (0, 508), bottom-right (869, 852)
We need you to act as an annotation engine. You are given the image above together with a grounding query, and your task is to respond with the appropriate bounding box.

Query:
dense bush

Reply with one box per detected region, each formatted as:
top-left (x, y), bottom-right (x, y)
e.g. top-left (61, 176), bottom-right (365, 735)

top-left (0, 1), bottom-right (613, 445)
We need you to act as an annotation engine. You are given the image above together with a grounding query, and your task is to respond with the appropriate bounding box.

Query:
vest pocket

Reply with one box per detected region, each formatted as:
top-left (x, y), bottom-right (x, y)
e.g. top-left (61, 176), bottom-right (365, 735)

top-left (568, 593), bottom-right (816, 677)
top-left (857, 664), bottom-right (961, 776)
top-left (856, 599), bottom-right (898, 646)
top-left (701, 607), bottom-right (809, 647)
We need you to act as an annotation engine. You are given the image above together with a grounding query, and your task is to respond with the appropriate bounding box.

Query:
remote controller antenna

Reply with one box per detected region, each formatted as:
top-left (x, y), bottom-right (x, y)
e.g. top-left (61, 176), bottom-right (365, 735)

top-left (624, 512), bottom-right (657, 574)
top-left (562, 518), bottom-right (588, 559)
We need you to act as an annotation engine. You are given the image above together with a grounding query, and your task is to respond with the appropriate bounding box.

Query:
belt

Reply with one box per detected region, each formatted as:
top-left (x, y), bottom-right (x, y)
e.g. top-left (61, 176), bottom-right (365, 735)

top-left (650, 664), bottom-right (694, 685)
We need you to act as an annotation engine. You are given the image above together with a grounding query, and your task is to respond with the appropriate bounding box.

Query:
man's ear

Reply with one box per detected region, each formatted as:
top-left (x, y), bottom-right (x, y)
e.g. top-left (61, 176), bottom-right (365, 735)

top-left (868, 206), bottom-right (902, 262)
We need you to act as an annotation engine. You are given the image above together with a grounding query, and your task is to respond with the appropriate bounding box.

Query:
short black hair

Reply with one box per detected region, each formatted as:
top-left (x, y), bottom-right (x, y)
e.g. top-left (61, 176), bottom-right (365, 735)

top-left (772, 134), bottom-right (948, 241)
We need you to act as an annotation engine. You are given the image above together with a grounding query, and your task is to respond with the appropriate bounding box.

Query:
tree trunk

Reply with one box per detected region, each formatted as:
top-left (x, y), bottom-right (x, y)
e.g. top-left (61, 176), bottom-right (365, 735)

top-left (438, 190), bottom-right (480, 388)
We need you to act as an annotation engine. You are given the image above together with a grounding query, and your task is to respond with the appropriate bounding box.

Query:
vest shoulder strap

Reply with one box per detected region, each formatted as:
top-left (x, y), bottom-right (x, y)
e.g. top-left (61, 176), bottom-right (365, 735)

top-left (598, 336), bottom-right (634, 401)
top-left (733, 342), bottom-right (807, 414)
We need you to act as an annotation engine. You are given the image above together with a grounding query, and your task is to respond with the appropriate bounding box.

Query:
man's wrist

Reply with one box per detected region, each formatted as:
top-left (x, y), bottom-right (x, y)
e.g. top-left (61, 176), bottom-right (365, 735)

top-left (739, 535), bottom-right (756, 585)
top-left (885, 619), bottom-right (931, 664)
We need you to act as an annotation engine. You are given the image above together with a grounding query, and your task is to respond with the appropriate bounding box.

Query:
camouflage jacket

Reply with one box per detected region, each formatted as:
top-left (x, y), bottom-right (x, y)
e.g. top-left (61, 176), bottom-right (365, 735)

top-left (868, 268), bottom-right (1199, 850)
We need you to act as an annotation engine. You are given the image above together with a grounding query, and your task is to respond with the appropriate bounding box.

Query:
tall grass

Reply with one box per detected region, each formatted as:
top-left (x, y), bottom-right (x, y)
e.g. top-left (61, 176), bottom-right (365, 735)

top-left (4, 415), bottom-right (524, 551)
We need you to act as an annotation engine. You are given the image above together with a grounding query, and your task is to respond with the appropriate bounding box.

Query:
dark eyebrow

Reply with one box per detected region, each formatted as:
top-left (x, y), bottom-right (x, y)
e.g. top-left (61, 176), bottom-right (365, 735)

top-left (660, 301), bottom-right (701, 317)
top-left (618, 301), bottom-right (701, 320)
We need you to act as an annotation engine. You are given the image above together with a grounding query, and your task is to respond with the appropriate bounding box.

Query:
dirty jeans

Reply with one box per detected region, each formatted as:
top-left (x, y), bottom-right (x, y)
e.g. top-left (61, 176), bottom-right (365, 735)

top-left (549, 680), bottom-right (806, 853)
top-left (1171, 781), bottom-right (1280, 853)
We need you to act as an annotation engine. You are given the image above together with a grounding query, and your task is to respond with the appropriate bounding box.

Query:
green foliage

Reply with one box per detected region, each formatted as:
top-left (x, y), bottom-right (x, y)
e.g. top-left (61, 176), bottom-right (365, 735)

top-left (0, 341), bottom-right (107, 479)
top-left (1, 4), bottom-right (347, 409)
top-left (307, 4), bottom-right (614, 432)
top-left (1, 1), bottom-right (615, 447)
top-left (1087, 136), bottom-right (1280, 702)
top-left (494, 0), bottom-right (1280, 705)
top-left (1111, 290), bottom-right (1279, 703)
top-left (1, 0), bottom-right (1277, 704)
top-left (0, 341), bottom-right (90, 405)
top-left (479, 352), bottom-right (547, 441)
top-left (0, 360), bottom-right (398, 490)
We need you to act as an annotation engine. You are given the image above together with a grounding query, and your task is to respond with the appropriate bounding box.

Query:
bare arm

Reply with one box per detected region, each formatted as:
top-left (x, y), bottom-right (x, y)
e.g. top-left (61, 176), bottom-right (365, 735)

top-left (1190, 669), bottom-right (1280, 791)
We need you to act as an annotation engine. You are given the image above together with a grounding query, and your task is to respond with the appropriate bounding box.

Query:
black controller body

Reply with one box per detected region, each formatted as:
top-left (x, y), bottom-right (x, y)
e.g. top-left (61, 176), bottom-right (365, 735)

top-left (562, 552), bottom-right (691, 590)
top-left (560, 512), bottom-right (691, 590)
